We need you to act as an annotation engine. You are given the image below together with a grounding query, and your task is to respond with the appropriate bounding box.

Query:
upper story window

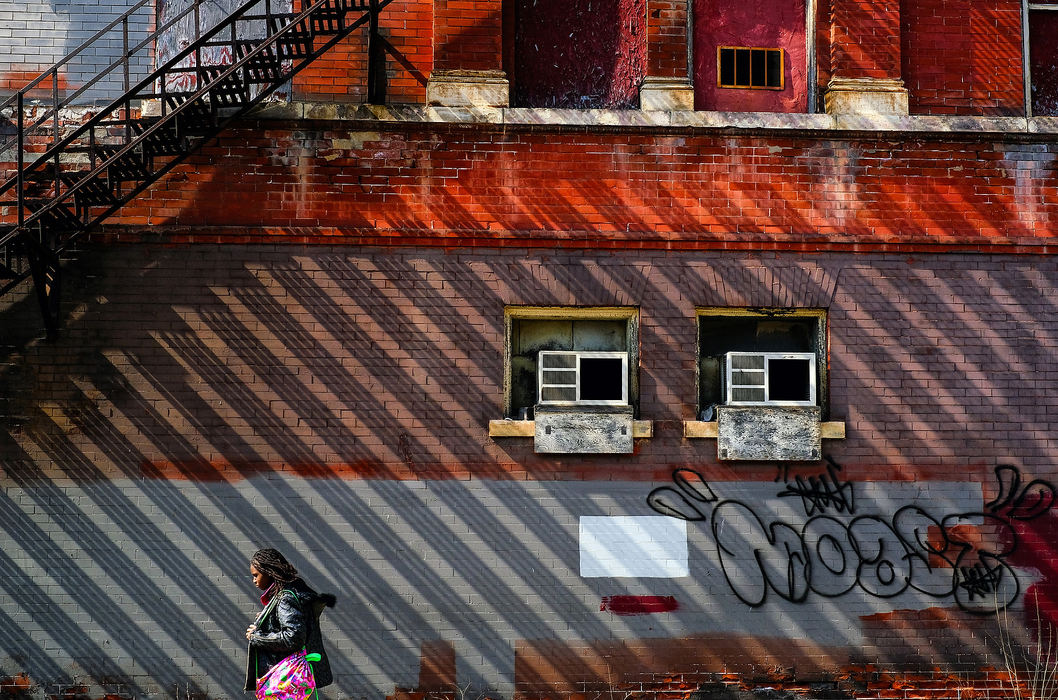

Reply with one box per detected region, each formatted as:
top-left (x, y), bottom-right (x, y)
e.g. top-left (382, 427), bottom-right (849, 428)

top-left (718, 47), bottom-right (785, 90)
top-left (1030, 2), bottom-right (1058, 116)
top-left (505, 307), bottom-right (638, 418)
top-left (693, 0), bottom-right (808, 112)
top-left (698, 308), bottom-right (827, 418)
top-left (506, 0), bottom-right (645, 108)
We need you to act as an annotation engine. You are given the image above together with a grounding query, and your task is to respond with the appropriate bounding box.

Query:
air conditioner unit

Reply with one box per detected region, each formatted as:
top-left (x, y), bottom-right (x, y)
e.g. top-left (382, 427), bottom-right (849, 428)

top-left (725, 351), bottom-right (816, 406)
top-left (538, 351), bottom-right (629, 407)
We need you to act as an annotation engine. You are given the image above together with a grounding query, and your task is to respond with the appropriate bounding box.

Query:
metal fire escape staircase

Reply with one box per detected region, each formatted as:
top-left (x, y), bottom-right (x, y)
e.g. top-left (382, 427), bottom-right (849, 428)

top-left (0, 0), bottom-right (395, 337)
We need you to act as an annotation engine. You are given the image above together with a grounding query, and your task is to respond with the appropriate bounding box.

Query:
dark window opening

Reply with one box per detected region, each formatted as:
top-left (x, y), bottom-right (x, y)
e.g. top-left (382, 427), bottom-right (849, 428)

top-left (1031, 7), bottom-right (1058, 116)
top-left (509, 0), bottom-right (646, 109)
top-left (718, 47), bottom-right (785, 90)
top-left (580, 357), bottom-right (625, 402)
top-left (768, 358), bottom-right (813, 402)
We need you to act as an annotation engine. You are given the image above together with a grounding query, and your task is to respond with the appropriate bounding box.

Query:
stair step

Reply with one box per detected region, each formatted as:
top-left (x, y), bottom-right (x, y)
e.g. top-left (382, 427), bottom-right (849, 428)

top-left (163, 93), bottom-right (217, 132)
top-left (23, 200), bottom-right (84, 230)
top-left (63, 174), bottom-right (120, 208)
top-left (132, 121), bottom-right (187, 157)
top-left (271, 18), bottom-right (315, 58)
top-left (235, 41), bottom-right (289, 83)
top-left (200, 66), bottom-right (251, 108)
top-left (106, 154), bottom-right (153, 183)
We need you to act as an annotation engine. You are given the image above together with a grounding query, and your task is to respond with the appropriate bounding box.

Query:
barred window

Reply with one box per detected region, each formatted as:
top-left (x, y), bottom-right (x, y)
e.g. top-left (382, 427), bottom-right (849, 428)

top-left (717, 46), bottom-right (784, 90)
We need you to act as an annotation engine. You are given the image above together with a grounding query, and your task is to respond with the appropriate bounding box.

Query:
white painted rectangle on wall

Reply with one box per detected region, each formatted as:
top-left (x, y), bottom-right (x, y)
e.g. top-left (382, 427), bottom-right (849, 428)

top-left (579, 516), bottom-right (688, 578)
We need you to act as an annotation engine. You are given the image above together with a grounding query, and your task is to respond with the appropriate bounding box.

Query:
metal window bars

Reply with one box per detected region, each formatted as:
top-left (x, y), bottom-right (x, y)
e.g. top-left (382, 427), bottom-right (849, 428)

top-left (0, 0), bottom-right (393, 337)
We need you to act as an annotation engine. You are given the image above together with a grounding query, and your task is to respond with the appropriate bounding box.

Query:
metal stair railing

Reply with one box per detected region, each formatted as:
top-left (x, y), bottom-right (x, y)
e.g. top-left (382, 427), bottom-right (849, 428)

top-left (0, 0), bottom-right (394, 337)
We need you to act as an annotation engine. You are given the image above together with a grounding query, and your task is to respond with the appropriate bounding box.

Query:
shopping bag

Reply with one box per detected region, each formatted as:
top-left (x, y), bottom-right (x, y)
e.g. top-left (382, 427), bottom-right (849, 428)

top-left (256, 649), bottom-right (316, 700)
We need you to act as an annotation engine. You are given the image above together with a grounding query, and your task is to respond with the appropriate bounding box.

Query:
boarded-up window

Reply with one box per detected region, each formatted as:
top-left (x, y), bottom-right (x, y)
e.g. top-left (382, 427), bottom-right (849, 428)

top-left (510, 0), bottom-right (646, 109)
top-left (1031, 6), bottom-right (1058, 116)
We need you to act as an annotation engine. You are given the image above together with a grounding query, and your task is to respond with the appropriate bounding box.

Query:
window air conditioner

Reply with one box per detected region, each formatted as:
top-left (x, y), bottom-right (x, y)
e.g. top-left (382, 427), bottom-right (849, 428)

top-left (725, 351), bottom-right (816, 406)
top-left (538, 351), bottom-right (629, 406)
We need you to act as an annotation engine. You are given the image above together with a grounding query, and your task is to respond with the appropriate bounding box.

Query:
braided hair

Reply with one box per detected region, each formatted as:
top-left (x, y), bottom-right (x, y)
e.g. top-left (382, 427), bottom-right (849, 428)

top-left (251, 548), bottom-right (300, 584)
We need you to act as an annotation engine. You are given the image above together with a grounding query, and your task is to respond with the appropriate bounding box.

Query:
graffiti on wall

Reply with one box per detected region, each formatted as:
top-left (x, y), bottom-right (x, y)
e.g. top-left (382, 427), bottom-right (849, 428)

top-left (647, 459), bottom-right (1055, 615)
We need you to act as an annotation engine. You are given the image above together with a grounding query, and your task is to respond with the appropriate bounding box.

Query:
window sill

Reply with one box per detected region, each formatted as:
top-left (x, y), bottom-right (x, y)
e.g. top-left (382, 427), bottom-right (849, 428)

top-left (684, 420), bottom-right (845, 439)
top-left (489, 419), bottom-right (653, 439)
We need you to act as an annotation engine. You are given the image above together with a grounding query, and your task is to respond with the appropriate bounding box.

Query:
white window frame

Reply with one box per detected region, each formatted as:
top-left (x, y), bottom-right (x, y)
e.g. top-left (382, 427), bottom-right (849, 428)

top-left (725, 351), bottom-right (817, 407)
top-left (538, 350), bottom-right (629, 407)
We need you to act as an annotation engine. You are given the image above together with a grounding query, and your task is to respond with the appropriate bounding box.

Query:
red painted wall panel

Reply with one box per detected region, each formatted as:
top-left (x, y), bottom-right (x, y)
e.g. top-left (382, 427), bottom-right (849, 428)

top-left (693, 0), bottom-right (808, 112)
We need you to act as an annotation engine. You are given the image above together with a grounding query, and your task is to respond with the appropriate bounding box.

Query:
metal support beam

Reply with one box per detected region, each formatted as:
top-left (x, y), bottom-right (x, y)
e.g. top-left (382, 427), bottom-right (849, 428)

top-left (367, 0), bottom-right (386, 104)
top-left (27, 245), bottom-right (61, 340)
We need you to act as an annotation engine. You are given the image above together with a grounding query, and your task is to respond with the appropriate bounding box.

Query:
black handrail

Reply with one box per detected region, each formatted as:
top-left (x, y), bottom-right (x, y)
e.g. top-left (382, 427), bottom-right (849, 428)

top-left (1, 0), bottom-right (397, 335)
top-left (3, 0), bottom-right (390, 250)
top-left (0, 0), bottom-right (218, 156)
top-left (0, 0), bottom-right (267, 184)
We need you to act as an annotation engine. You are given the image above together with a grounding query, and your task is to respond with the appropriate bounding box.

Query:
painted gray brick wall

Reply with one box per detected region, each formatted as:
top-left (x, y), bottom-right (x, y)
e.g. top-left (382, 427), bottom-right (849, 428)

top-left (2, 245), bottom-right (1057, 698)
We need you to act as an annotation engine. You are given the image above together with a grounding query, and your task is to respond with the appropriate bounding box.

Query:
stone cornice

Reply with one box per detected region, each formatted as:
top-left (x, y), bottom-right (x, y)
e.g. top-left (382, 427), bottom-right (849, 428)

top-left (244, 101), bottom-right (1058, 139)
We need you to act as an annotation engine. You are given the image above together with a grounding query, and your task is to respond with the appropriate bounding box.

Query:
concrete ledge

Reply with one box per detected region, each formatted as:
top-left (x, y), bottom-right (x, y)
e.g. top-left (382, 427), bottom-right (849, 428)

top-left (639, 77), bottom-right (695, 111)
top-left (825, 77), bottom-right (909, 116)
top-left (489, 419), bottom-right (653, 438)
top-left (244, 101), bottom-right (1058, 138)
top-left (426, 69), bottom-right (509, 108)
top-left (685, 420), bottom-right (845, 439)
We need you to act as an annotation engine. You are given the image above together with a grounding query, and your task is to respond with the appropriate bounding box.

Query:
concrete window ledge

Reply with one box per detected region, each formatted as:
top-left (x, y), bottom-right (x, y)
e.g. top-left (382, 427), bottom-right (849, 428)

top-left (683, 420), bottom-right (845, 439)
top-left (489, 420), bottom-right (653, 439)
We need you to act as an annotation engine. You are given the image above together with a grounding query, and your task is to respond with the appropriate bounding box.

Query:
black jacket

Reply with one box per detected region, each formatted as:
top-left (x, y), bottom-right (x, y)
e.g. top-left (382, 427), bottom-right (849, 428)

top-left (244, 580), bottom-right (335, 691)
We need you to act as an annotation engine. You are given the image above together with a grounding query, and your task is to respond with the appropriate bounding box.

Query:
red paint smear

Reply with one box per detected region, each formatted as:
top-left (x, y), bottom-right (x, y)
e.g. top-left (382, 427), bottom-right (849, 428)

top-left (600, 595), bottom-right (678, 615)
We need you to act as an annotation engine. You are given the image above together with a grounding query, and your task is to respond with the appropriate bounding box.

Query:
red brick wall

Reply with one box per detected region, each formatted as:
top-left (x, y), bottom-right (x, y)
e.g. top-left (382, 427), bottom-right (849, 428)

top-left (829, 0), bottom-right (901, 81)
top-left (646, 0), bottom-right (689, 80)
top-left (901, 0), bottom-right (1024, 116)
top-left (289, 0), bottom-right (432, 103)
top-left (433, 0), bottom-right (502, 71)
top-left (83, 123), bottom-right (1058, 253)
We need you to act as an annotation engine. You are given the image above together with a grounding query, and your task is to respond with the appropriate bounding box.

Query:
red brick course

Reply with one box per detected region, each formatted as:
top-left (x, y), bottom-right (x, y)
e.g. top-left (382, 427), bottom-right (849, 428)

top-left (36, 123), bottom-right (1050, 252)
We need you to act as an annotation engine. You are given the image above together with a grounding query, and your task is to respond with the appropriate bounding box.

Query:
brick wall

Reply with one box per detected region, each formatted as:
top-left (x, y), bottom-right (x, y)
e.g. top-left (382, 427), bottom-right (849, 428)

top-left (289, 0), bottom-right (432, 103)
top-left (0, 0), bottom-right (152, 103)
top-left (47, 120), bottom-right (1055, 252)
top-left (901, 0), bottom-right (1024, 116)
top-left (0, 0), bottom-right (1036, 118)
top-left (828, 0), bottom-right (902, 81)
top-left (2, 245), bottom-right (1058, 698)
top-left (646, 0), bottom-right (689, 80)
